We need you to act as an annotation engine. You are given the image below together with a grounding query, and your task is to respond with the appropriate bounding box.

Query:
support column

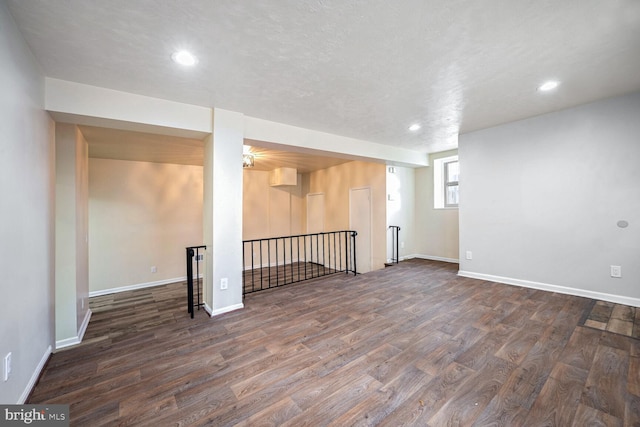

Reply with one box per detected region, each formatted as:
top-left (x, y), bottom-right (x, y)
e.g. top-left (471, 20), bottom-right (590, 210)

top-left (203, 108), bottom-right (244, 315)
top-left (55, 124), bottom-right (90, 348)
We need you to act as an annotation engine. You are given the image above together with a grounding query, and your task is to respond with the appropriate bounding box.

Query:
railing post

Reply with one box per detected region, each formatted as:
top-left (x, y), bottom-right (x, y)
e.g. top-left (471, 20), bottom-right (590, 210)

top-left (185, 245), bottom-right (206, 318)
top-left (196, 247), bottom-right (201, 310)
top-left (344, 231), bottom-right (349, 274)
top-left (388, 226), bottom-right (401, 264)
top-left (186, 247), bottom-right (194, 318)
top-left (351, 231), bottom-right (357, 275)
top-left (242, 243), bottom-right (246, 296)
top-left (396, 227), bottom-right (400, 263)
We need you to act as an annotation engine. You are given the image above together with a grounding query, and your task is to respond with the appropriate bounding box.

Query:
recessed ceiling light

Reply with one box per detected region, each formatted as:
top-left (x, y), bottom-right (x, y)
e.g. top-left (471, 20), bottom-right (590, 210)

top-left (171, 50), bottom-right (198, 66)
top-left (538, 81), bottom-right (559, 92)
top-left (409, 123), bottom-right (421, 131)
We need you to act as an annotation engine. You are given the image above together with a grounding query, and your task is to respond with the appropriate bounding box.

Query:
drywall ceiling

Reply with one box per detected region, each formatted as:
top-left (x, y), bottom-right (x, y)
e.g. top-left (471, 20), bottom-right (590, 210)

top-left (7, 1), bottom-right (640, 153)
top-left (80, 126), bottom-right (205, 166)
top-left (81, 125), bottom-right (350, 172)
top-left (243, 145), bottom-right (350, 173)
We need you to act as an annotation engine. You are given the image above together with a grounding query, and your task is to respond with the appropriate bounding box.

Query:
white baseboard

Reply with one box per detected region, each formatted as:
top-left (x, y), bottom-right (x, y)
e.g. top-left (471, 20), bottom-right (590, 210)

top-left (55, 336), bottom-right (80, 350)
top-left (89, 275), bottom-right (197, 297)
top-left (458, 270), bottom-right (640, 308)
top-left (405, 254), bottom-right (460, 263)
top-left (209, 303), bottom-right (244, 317)
top-left (55, 309), bottom-right (93, 351)
top-left (19, 345), bottom-right (51, 403)
top-left (203, 302), bottom-right (213, 316)
top-left (78, 309), bottom-right (92, 342)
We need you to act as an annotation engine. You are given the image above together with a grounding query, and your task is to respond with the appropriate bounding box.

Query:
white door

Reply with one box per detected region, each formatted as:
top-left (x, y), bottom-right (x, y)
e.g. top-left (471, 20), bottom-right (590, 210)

top-left (349, 187), bottom-right (372, 274)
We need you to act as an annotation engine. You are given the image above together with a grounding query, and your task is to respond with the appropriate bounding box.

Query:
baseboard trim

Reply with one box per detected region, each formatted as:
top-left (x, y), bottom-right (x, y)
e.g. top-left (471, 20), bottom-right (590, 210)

top-left (203, 302), bottom-right (213, 316)
top-left (19, 345), bottom-right (51, 403)
top-left (55, 309), bottom-right (93, 351)
top-left (55, 336), bottom-right (80, 350)
top-left (78, 309), bottom-right (92, 343)
top-left (89, 276), bottom-right (197, 297)
top-left (405, 254), bottom-right (460, 264)
top-left (458, 270), bottom-right (640, 308)
top-left (210, 303), bottom-right (244, 317)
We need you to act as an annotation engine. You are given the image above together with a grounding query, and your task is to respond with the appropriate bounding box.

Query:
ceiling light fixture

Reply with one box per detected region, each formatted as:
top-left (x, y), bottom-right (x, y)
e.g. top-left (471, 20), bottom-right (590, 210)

top-left (538, 81), bottom-right (559, 92)
top-left (171, 50), bottom-right (198, 66)
top-left (243, 153), bottom-right (255, 168)
top-left (409, 123), bottom-right (421, 131)
top-left (242, 145), bottom-right (255, 168)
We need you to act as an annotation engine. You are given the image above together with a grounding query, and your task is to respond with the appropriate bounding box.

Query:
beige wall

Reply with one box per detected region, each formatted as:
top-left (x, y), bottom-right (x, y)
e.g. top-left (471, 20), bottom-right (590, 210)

top-left (414, 149), bottom-right (460, 262)
top-left (307, 161), bottom-right (387, 271)
top-left (243, 169), bottom-right (304, 268)
top-left (88, 159), bottom-right (203, 294)
top-left (243, 169), bottom-right (303, 240)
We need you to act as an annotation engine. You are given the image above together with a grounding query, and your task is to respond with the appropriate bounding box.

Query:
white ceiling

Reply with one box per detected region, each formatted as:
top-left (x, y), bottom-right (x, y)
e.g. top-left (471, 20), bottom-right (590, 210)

top-left (7, 0), bottom-right (640, 155)
top-left (81, 125), bottom-right (351, 171)
top-left (80, 126), bottom-right (205, 166)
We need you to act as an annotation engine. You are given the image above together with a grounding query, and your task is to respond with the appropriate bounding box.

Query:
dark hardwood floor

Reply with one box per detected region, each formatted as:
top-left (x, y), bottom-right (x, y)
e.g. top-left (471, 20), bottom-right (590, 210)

top-left (243, 261), bottom-right (339, 294)
top-left (29, 259), bottom-right (640, 426)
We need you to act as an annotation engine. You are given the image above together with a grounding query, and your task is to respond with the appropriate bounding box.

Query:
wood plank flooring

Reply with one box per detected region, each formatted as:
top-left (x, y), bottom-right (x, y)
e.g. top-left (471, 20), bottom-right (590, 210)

top-left (583, 300), bottom-right (640, 339)
top-left (243, 262), bottom-right (340, 294)
top-left (29, 259), bottom-right (639, 426)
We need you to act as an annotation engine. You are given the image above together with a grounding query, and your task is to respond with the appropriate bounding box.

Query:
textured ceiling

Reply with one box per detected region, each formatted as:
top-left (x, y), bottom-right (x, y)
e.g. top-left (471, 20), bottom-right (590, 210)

top-left (7, 0), bottom-right (640, 154)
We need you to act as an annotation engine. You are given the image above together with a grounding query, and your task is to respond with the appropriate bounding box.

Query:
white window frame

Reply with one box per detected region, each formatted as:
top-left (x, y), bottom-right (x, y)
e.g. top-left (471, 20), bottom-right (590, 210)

top-left (443, 160), bottom-right (459, 208)
top-left (433, 155), bottom-right (459, 209)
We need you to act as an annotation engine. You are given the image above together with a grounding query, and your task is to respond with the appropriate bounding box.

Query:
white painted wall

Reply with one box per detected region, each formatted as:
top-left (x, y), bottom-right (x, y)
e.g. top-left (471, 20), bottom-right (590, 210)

top-left (386, 166), bottom-right (415, 261)
top-left (414, 150), bottom-right (460, 262)
top-left (203, 109), bottom-right (244, 316)
top-left (459, 92), bottom-right (640, 306)
top-left (244, 116), bottom-right (428, 167)
top-left (55, 124), bottom-right (90, 348)
top-left (0, 3), bottom-right (55, 403)
top-left (88, 158), bottom-right (203, 294)
top-left (46, 78), bottom-right (212, 139)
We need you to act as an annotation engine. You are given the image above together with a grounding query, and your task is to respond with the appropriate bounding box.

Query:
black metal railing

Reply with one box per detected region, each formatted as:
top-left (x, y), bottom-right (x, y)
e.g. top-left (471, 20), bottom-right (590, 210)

top-left (242, 230), bottom-right (357, 295)
top-left (185, 245), bottom-right (206, 318)
top-left (389, 226), bottom-right (401, 264)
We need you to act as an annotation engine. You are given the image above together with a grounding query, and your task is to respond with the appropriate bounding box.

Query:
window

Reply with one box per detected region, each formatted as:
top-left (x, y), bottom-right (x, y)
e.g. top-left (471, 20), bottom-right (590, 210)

top-left (433, 154), bottom-right (459, 209)
top-left (444, 160), bottom-right (459, 207)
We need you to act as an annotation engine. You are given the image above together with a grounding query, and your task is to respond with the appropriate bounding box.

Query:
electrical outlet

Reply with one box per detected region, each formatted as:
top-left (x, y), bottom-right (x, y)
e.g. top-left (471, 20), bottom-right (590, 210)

top-left (196, 254), bottom-right (204, 262)
top-left (400, 241), bottom-right (405, 249)
top-left (4, 352), bottom-right (11, 381)
top-left (466, 251), bottom-right (473, 260)
top-left (611, 265), bottom-right (622, 278)
top-left (151, 266), bottom-right (157, 273)
top-left (220, 278), bottom-right (228, 290)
